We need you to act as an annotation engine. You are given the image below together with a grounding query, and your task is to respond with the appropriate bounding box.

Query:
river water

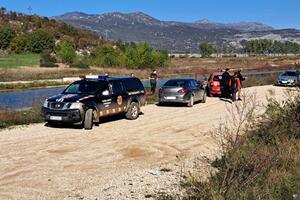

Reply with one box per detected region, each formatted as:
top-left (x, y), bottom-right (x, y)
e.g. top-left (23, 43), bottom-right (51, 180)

top-left (0, 80), bottom-right (169, 110)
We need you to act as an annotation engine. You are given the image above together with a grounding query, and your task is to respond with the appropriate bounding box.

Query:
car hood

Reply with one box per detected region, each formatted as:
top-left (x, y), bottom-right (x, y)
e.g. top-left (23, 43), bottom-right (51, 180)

top-left (47, 93), bottom-right (95, 103)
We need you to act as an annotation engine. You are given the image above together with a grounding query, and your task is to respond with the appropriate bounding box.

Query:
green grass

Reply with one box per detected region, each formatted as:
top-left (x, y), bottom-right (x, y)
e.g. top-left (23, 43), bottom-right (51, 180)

top-left (0, 53), bottom-right (40, 68)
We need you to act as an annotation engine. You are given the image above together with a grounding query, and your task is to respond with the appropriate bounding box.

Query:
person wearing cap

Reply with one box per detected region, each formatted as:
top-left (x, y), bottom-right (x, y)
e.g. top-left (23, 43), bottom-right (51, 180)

top-left (236, 69), bottom-right (246, 101)
top-left (149, 70), bottom-right (158, 94)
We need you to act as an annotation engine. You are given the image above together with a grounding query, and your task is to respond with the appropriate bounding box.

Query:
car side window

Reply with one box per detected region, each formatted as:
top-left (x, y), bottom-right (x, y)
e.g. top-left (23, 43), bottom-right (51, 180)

top-left (190, 80), bottom-right (197, 88)
top-left (111, 81), bottom-right (124, 94)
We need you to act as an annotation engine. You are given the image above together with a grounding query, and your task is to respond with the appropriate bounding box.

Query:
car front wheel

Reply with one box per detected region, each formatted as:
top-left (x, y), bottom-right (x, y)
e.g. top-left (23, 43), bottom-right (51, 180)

top-left (84, 109), bottom-right (93, 130)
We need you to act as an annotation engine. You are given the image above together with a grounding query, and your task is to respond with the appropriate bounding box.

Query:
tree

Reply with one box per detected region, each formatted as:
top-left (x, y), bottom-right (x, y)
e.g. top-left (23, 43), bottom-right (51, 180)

top-left (29, 30), bottom-right (54, 53)
top-left (199, 43), bottom-right (215, 57)
top-left (94, 45), bottom-right (123, 67)
top-left (0, 27), bottom-right (15, 49)
top-left (9, 34), bottom-right (30, 53)
top-left (58, 41), bottom-right (76, 64)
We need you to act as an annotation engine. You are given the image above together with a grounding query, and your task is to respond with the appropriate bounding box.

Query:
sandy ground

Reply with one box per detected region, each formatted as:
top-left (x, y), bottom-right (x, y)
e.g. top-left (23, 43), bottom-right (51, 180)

top-left (0, 85), bottom-right (286, 200)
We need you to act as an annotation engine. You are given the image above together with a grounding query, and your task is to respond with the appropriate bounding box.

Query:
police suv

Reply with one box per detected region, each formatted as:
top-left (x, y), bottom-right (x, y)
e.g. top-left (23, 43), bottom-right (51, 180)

top-left (42, 75), bottom-right (146, 130)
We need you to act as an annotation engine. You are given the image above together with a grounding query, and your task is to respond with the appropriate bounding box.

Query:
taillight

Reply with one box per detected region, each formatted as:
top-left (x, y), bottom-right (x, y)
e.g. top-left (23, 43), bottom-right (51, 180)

top-left (213, 81), bottom-right (220, 86)
top-left (178, 89), bottom-right (189, 93)
top-left (159, 88), bottom-right (164, 93)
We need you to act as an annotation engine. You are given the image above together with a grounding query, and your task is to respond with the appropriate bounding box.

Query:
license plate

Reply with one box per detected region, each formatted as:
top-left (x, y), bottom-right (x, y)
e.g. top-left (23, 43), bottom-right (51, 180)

top-left (165, 96), bottom-right (176, 100)
top-left (50, 116), bottom-right (62, 121)
top-left (281, 81), bottom-right (287, 83)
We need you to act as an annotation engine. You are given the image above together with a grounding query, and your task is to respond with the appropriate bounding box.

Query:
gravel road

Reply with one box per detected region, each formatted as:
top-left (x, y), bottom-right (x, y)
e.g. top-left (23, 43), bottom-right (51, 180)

top-left (0, 85), bottom-right (285, 200)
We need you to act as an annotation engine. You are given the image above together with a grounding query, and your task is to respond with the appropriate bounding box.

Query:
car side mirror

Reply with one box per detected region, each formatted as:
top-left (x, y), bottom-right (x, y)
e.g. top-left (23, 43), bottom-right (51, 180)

top-left (102, 90), bottom-right (110, 96)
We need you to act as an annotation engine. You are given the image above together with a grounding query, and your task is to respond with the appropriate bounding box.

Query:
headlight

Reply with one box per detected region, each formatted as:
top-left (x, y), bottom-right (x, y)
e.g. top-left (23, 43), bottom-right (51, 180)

top-left (69, 102), bottom-right (82, 109)
top-left (43, 100), bottom-right (48, 107)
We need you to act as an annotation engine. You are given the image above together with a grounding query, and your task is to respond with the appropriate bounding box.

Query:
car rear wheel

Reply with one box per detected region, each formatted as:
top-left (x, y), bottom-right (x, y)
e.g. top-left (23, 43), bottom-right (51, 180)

top-left (84, 109), bottom-right (93, 130)
top-left (187, 95), bottom-right (194, 107)
top-left (126, 102), bottom-right (140, 120)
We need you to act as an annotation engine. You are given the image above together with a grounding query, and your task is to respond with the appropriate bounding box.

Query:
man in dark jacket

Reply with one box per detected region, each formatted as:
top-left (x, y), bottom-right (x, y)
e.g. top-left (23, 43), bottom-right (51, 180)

top-left (221, 68), bottom-right (231, 98)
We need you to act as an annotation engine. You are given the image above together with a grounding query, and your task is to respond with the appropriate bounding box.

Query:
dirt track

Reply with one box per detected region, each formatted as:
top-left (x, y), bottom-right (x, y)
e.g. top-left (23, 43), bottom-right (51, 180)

top-left (0, 85), bottom-right (286, 200)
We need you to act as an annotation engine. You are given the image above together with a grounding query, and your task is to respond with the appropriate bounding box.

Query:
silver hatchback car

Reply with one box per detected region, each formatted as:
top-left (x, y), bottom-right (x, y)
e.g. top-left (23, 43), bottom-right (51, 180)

top-left (158, 78), bottom-right (206, 107)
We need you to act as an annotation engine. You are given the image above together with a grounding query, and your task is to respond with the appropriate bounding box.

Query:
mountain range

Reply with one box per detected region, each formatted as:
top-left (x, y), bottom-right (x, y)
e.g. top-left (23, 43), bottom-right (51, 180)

top-left (54, 12), bottom-right (300, 53)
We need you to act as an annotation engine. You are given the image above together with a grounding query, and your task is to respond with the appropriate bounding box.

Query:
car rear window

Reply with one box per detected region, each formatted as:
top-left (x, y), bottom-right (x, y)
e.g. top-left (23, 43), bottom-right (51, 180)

top-left (164, 80), bottom-right (189, 87)
top-left (213, 75), bottom-right (222, 81)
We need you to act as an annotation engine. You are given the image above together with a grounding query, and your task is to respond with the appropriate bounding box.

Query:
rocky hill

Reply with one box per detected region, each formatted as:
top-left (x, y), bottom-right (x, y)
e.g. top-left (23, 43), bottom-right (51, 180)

top-left (54, 12), bottom-right (300, 52)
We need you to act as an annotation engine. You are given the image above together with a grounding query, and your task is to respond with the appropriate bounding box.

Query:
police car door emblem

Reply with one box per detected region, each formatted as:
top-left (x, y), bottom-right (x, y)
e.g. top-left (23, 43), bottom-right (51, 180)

top-left (117, 96), bottom-right (123, 105)
top-left (56, 98), bottom-right (64, 102)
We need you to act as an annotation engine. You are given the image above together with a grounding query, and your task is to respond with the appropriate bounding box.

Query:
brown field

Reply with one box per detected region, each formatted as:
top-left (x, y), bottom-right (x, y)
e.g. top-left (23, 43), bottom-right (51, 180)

top-left (0, 56), bottom-right (299, 83)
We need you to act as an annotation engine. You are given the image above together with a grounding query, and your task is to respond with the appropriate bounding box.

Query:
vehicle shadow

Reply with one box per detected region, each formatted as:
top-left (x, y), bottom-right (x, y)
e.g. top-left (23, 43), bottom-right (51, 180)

top-left (44, 112), bottom-right (145, 129)
top-left (155, 102), bottom-right (201, 107)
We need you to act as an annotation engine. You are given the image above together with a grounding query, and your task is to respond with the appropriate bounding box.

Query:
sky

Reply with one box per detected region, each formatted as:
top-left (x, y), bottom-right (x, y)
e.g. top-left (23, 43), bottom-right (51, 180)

top-left (1, 0), bottom-right (300, 29)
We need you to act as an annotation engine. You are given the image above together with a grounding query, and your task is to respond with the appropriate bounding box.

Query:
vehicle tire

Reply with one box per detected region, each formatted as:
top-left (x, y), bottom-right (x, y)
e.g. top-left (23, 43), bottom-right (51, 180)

top-left (126, 102), bottom-right (140, 120)
top-left (84, 108), bottom-right (93, 130)
top-left (201, 92), bottom-right (207, 103)
top-left (187, 95), bottom-right (194, 107)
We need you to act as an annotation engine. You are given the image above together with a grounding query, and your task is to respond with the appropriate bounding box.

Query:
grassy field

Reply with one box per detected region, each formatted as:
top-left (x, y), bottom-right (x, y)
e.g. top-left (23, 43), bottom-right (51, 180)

top-left (0, 53), bottom-right (40, 68)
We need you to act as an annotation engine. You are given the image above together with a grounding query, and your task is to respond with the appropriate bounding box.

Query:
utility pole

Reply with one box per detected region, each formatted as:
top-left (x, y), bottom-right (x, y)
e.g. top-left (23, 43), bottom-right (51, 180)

top-left (27, 6), bottom-right (32, 15)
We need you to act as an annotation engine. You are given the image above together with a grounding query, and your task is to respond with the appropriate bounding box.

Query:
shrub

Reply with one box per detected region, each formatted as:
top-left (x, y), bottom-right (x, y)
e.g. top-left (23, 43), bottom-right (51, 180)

top-left (40, 61), bottom-right (58, 68)
top-left (57, 41), bottom-right (76, 64)
top-left (159, 91), bottom-right (300, 199)
top-left (70, 61), bottom-right (89, 69)
top-left (29, 30), bottom-right (54, 53)
top-left (40, 50), bottom-right (57, 63)
top-left (0, 27), bottom-right (15, 49)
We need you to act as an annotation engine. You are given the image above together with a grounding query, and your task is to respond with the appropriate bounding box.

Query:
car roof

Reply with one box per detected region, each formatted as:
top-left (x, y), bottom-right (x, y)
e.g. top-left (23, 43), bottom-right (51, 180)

top-left (166, 78), bottom-right (195, 81)
top-left (107, 76), bottom-right (137, 81)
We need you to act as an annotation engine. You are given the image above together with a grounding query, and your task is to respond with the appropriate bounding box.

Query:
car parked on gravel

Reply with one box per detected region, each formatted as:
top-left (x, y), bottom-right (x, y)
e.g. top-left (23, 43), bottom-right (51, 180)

top-left (42, 75), bottom-right (146, 130)
top-left (275, 70), bottom-right (300, 87)
top-left (158, 78), bottom-right (206, 107)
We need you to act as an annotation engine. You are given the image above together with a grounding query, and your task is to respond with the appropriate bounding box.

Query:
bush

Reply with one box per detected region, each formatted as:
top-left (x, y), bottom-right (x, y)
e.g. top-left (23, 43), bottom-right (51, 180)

top-left (0, 27), bottom-right (15, 49)
top-left (40, 61), bottom-right (58, 68)
top-left (57, 41), bottom-right (76, 64)
top-left (40, 50), bottom-right (56, 63)
top-left (70, 61), bottom-right (89, 69)
top-left (159, 91), bottom-right (300, 199)
top-left (30, 30), bottom-right (54, 53)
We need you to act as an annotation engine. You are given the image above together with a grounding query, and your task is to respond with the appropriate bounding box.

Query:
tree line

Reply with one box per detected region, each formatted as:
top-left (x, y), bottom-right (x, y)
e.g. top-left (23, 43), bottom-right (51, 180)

top-left (199, 39), bottom-right (300, 57)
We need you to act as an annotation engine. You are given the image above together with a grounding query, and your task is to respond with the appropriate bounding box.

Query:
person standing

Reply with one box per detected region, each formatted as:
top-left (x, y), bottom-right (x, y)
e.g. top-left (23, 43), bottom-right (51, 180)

top-left (149, 70), bottom-right (158, 94)
top-left (221, 68), bottom-right (231, 98)
top-left (236, 69), bottom-right (246, 101)
top-left (231, 72), bottom-right (241, 102)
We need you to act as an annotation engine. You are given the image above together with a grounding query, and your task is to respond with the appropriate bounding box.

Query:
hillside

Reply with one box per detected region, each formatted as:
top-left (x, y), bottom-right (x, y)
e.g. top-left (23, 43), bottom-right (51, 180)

top-left (0, 9), bottom-right (106, 50)
top-left (54, 11), bottom-right (300, 52)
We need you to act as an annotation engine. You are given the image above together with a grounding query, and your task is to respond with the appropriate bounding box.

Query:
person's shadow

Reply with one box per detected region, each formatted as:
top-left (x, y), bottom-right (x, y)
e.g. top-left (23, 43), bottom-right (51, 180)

top-left (219, 97), bottom-right (233, 104)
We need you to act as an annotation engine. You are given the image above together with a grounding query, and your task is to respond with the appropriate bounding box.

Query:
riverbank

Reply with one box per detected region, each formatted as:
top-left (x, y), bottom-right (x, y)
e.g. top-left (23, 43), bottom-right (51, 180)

top-left (0, 106), bottom-right (43, 129)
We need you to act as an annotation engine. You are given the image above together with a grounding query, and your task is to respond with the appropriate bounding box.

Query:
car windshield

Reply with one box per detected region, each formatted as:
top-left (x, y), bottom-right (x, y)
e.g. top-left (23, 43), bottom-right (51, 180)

top-left (164, 80), bottom-right (189, 87)
top-left (281, 71), bottom-right (297, 77)
top-left (63, 80), bottom-right (105, 94)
